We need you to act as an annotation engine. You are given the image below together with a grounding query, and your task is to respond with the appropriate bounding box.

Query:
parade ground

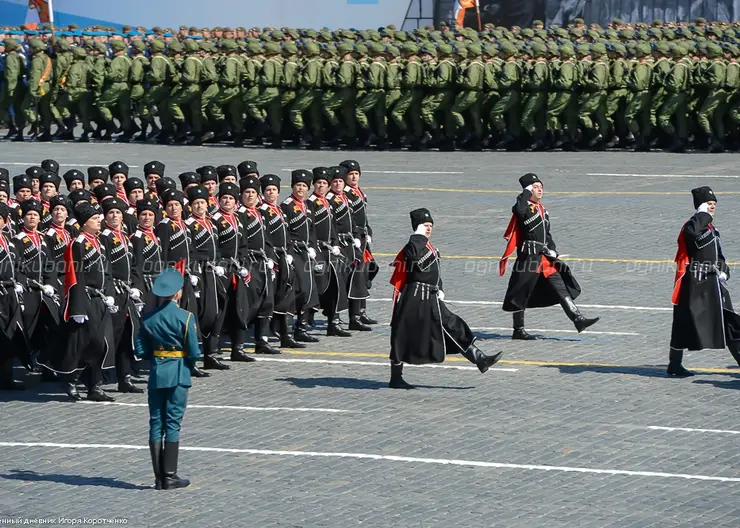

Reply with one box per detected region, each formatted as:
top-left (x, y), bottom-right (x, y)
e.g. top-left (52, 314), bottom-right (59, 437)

top-left (2, 144), bottom-right (740, 527)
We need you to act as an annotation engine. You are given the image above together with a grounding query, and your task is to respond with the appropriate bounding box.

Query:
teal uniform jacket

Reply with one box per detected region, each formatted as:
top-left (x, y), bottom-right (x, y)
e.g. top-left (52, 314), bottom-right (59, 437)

top-left (135, 301), bottom-right (201, 390)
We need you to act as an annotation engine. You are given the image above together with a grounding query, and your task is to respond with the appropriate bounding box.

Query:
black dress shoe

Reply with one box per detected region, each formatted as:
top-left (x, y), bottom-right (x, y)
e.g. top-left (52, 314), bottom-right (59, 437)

top-left (280, 335), bottom-right (306, 349)
top-left (512, 329), bottom-right (537, 340)
top-left (230, 350), bottom-right (256, 362)
top-left (327, 324), bottom-right (352, 337)
top-left (87, 389), bottom-right (115, 402)
top-left (254, 341), bottom-right (281, 355)
top-left (191, 366), bottom-right (212, 377)
top-left (203, 356), bottom-right (231, 370)
top-left (118, 379), bottom-right (144, 394)
top-left (0, 380), bottom-right (25, 391)
top-left (359, 312), bottom-right (378, 325)
top-left (574, 316), bottom-right (600, 333)
top-left (65, 383), bottom-right (82, 401)
top-left (349, 317), bottom-right (372, 332)
top-left (667, 364), bottom-right (695, 377)
top-left (294, 330), bottom-right (320, 343)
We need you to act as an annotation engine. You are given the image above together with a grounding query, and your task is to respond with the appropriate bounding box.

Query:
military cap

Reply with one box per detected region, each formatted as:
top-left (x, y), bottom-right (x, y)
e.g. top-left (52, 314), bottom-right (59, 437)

top-left (499, 42), bottom-right (518, 57)
top-left (530, 42), bottom-right (547, 57)
top-left (612, 42), bottom-right (627, 56)
top-left (183, 39), bottom-right (199, 53)
top-left (328, 166), bottom-right (347, 182)
top-left (707, 43), bottom-right (723, 58)
top-left (467, 43), bottom-right (482, 56)
top-left (21, 198), bottom-right (44, 217)
top-left (144, 160), bottom-right (165, 176)
top-left (354, 43), bottom-right (368, 57)
top-left (160, 189), bottom-right (185, 208)
top-left (635, 42), bottom-right (651, 57)
top-left (217, 165), bottom-right (238, 182)
top-left (62, 169), bottom-right (85, 189)
top-left (0, 202), bottom-right (8, 221)
top-left (246, 40), bottom-right (262, 54)
top-left (218, 182), bottom-right (240, 200)
top-left (123, 177), bottom-right (145, 194)
top-left (590, 43), bottom-right (607, 56)
top-left (155, 177), bottom-right (177, 196)
top-left (49, 195), bottom-right (72, 215)
top-left (41, 159), bottom-right (59, 176)
top-left (395, 30), bottom-right (409, 42)
top-left (68, 189), bottom-right (93, 208)
top-left (532, 20), bottom-right (544, 27)
top-left (199, 41), bottom-right (215, 53)
top-left (72, 47), bottom-right (87, 58)
top-left (179, 172), bottom-right (200, 188)
top-left (75, 202), bottom-right (102, 227)
top-left (410, 208), bottom-right (433, 230)
top-left (93, 183), bottom-right (117, 202)
top-left (136, 198), bottom-right (159, 216)
top-left (402, 42), bottom-right (419, 55)
top-left (340, 29), bottom-right (355, 41)
top-left (39, 171), bottom-right (61, 190)
top-left (521, 28), bottom-right (535, 38)
top-left (420, 44), bottom-right (437, 58)
top-left (168, 41), bottom-right (184, 54)
top-left (692, 186), bottom-right (716, 208)
top-left (28, 39), bottom-right (46, 52)
top-left (87, 166), bottom-right (109, 184)
top-left (261, 41), bottom-right (279, 55)
top-left (25, 166), bottom-right (44, 179)
top-left (152, 268), bottom-right (184, 298)
top-left (260, 174), bottom-right (281, 192)
top-left (239, 175), bottom-right (261, 194)
top-left (339, 160), bottom-right (361, 174)
top-left (150, 39), bottom-right (166, 52)
top-left (108, 161), bottom-right (129, 176)
top-left (13, 175), bottom-right (32, 193)
top-left (186, 186), bottom-right (209, 205)
top-left (386, 45), bottom-right (400, 58)
top-left (671, 43), bottom-right (688, 57)
top-left (110, 40), bottom-right (126, 52)
top-left (102, 197), bottom-right (127, 214)
top-left (237, 161), bottom-right (259, 178)
top-left (559, 44), bottom-right (575, 58)
top-left (196, 166), bottom-right (218, 182)
top-left (453, 43), bottom-right (468, 58)
top-left (0, 168), bottom-right (8, 183)
top-left (3, 39), bottom-right (20, 51)
top-left (282, 41), bottom-right (298, 55)
top-left (291, 170), bottom-right (313, 187)
top-left (312, 167), bottom-right (330, 183)
top-left (695, 17), bottom-right (706, 24)
top-left (482, 44), bottom-right (498, 57)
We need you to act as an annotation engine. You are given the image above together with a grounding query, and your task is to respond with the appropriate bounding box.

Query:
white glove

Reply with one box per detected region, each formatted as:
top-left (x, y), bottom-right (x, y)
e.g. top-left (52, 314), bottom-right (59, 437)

top-left (545, 248), bottom-right (558, 259)
top-left (719, 272), bottom-right (729, 283)
top-left (437, 290), bottom-right (445, 301)
top-left (353, 238), bottom-right (361, 248)
top-left (266, 258), bottom-right (275, 270)
top-left (214, 265), bottom-right (225, 277)
top-left (525, 184), bottom-right (534, 193)
top-left (14, 284), bottom-right (23, 294)
top-left (331, 246), bottom-right (341, 256)
top-left (239, 267), bottom-right (249, 278)
top-left (42, 285), bottom-right (55, 297)
top-left (190, 275), bottom-right (198, 286)
top-left (286, 254), bottom-right (294, 266)
top-left (71, 315), bottom-right (88, 324)
top-left (697, 202), bottom-right (711, 214)
top-left (130, 288), bottom-right (142, 301)
top-left (104, 296), bottom-right (115, 308)
top-left (307, 247), bottom-right (317, 260)
top-left (414, 224), bottom-right (427, 236)
top-left (366, 235), bottom-right (372, 245)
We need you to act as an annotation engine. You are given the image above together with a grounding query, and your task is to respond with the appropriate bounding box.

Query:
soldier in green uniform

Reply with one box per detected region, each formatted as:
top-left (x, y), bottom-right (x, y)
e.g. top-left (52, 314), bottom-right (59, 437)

top-left (2, 38), bottom-right (25, 140)
top-left (696, 43), bottom-right (728, 152)
top-left (391, 41), bottom-right (424, 150)
top-left (658, 44), bottom-right (692, 152)
top-left (136, 268), bottom-right (199, 490)
top-left (648, 42), bottom-right (673, 146)
top-left (57, 47), bottom-right (93, 142)
top-left (277, 41), bottom-right (300, 148)
top-left (623, 42), bottom-right (653, 150)
top-left (383, 44), bottom-right (402, 148)
top-left (576, 43), bottom-right (610, 148)
top-left (421, 43), bottom-right (456, 150)
top-left (547, 44), bottom-right (577, 150)
top-left (20, 39), bottom-right (53, 142)
top-left (97, 39), bottom-right (133, 142)
top-left (169, 39), bottom-right (204, 143)
top-left (242, 40), bottom-right (266, 141)
top-left (50, 38), bottom-right (74, 139)
top-left (519, 42), bottom-right (549, 149)
top-left (290, 41), bottom-right (323, 147)
top-left (129, 40), bottom-right (150, 141)
top-left (210, 39), bottom-right (245, 146)
top-left (604, 42), bottom-right (629, 147)
top-left (252, 42), bottom-right (284, 147)
top-left (85, 41), bottom-right (107, 139)
top-left (142, 39), bottom-right (177, 144)
top-left (489, 42), bottom-right (521, 149)
top-left (322, 42), bottom-right (350, 146)
top-left (355, 42), bottom-right (386, 148)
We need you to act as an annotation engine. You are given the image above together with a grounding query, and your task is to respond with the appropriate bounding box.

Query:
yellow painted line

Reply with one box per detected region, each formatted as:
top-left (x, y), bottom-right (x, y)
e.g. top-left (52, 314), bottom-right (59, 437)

top-left (362, 186), bottom-right (740, 196)
top-left (273, 350), bottom-right (738, 374)
top-left (371, 253), bottom-right (740, 266)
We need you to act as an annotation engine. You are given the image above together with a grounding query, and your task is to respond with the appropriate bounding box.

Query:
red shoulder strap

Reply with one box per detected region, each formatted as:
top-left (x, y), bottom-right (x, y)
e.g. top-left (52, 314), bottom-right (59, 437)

top-left (671, 223), bottom-right (689, 305)
top-left (498, 214), bottom-right (520, 276)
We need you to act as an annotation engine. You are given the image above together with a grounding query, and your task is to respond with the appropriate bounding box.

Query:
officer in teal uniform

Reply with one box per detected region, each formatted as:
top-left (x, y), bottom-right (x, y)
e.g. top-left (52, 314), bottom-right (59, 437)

top-left (135, 268), bottom-right (200, 490)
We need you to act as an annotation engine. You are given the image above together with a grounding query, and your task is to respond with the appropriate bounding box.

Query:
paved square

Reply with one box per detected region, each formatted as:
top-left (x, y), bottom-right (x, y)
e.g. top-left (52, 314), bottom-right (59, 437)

top-left (2, 144), bottom-right (740, 527)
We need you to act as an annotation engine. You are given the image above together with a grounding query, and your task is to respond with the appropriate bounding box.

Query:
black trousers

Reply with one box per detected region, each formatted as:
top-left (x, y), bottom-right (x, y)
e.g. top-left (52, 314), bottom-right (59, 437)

top-left (513, 271), bottom-right (571, 329)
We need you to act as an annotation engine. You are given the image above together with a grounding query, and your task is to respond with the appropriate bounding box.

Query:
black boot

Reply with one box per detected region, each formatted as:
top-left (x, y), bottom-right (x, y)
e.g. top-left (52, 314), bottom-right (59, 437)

top-left (512, 328), bottom-right (536, 340)
top-left (254, 319), bottom-right (281, 354)
top-left (294, 312), bottom-right (319, 343)
top-left (667, 348), bottom-right (695, 377)
top-left (134, 123), bottom-right (149, 142)
top-left (280, 315), bottom-right (306, 348)
top-left (87, 383), bottom-right (115, 402)
top-left (191, 365), bottom-right (211, 377)
top-left (560, 296), bottom-right (600, 333)
top-left (327, 315), bottom-right (352, 337)
top-left (204, 355), bottom-right (230, 369)
top-left (729, 342), bottom-right (740, 368)
top-left (162, 441), bottom-right (190, 490)
top-left (461, 342), bottom-right (504, 373)
top-left (270, 317), bottom-right (281, 339)
top-left (118, 375), bottom-right (144, 394)
top-left (203, 336), bottom-right (230, 369)
top-left (3, 123), bottom-right (17, 139)
top-left (230, 330), bottom-right (256, 362)
top-left (389, 362), bottom-right (415, 389)
top-left (349, 316), bottom-right (372, 331)
top-left (149, 440), bottom-right (163, 490)
top-left (359, 309), bottom-right (378, 326)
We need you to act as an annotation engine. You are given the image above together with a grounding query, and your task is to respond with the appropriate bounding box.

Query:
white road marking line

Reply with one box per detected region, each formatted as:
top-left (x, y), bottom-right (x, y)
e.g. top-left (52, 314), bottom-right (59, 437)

top-left (366, 298), bottom-right (673, 312)
top-left (2, 162), bottom-right (140, 168)
top-left (279, 169), bottom-right (464, 175)
top-left (252, 356), bottom-right (518, 372)
top-left (469, 327), bottom-right (640, 336)
top-left (645, 426), bottom-right (740, 435)
top-left (0, 441), bottom-right (737, 483)
top-left (74, 401), bottom-right (355, 413)
top-left (587, 173), bottom-right (740, 179)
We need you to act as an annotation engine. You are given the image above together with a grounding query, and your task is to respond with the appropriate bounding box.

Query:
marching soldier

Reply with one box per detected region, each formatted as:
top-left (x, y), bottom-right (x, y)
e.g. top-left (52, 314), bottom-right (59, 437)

top-left (389, 208), bottom-right (503, 389)
top-left (0, 204), bottom-right (26, 390)
top-left (669, 187), bottom-right (740, 376)
top-left (499, 173), bottom-right (599, 339)
top-left (136, 268), bottom-right (199, 490)
top-left (195, 166), bottom-right (219, 216)
top-left (131, 198), bottom-right (164, 315)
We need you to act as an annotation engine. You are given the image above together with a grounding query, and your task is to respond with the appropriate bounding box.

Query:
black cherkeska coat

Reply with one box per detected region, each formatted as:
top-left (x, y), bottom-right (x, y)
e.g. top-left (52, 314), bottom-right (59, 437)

top-left (500, 188), bottom-right (580, 311)
top-left (670, 211), bottom-right (740, 351)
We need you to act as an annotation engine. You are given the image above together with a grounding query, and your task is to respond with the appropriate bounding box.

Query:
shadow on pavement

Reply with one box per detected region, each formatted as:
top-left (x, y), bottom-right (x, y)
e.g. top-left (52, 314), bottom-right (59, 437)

top-left (542, 364), bottom-right (672, 378)
top-left (693, 379), bottom-right (740, 390)
top-left (276, 377), bottom-right (474, 390)
top-left (0, 470), bottom-right (150, 490)
top-left (474, 331), bottom-right (583, 342)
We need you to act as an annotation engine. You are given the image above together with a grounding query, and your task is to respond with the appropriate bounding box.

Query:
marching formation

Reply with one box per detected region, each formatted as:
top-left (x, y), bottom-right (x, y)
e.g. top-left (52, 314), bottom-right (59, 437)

top-left (4, 18), bottom-right (740, 151)
top-left (0, 158), bottom-right (381, 400)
